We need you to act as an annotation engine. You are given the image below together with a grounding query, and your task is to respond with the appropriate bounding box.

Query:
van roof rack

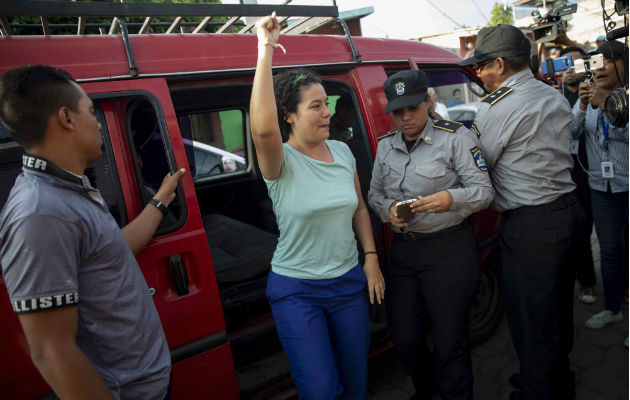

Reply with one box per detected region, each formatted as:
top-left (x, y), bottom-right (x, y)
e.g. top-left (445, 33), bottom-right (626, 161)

top-left (0, 1), bottom-right (339, 36)
top-left (1, 1), bottom-right (362, 77)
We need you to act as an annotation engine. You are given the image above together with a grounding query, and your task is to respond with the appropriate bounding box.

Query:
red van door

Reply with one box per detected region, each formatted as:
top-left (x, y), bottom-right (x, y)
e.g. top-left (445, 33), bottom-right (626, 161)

top-left (82, 78), bottom-right (240, 399)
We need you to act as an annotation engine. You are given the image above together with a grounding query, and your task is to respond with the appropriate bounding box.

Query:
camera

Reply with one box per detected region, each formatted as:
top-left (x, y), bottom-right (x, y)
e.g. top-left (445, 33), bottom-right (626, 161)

top-left (573, 53), bottom-right (605, 82)
top-left (542, 54), bottom-right (574, 76)
top-left (531, 4), bottom-right (578, 43)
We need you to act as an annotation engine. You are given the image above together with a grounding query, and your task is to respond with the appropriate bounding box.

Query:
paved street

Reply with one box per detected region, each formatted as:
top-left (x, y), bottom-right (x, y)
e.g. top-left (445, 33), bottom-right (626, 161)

top-left (366, 233), bottom-right (629, 400)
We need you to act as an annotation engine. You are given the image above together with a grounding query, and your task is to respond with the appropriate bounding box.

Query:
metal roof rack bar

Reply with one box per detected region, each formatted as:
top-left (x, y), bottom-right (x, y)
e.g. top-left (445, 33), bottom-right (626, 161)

top-left (0, 2), bottom-right (339, 19)
top-left (192, 16), bottom-right (212, 34)
top-left (336, 18), bottom-right (362, 63)
top-left (7, 21), bottom-right (247, 32)
top-left (215, 15), bottom-right (240, 34)
top-left (109, 17), bottom-right (120, 35)
top-left (0, 16), bottom-right (12, 35)
top-left (166, 16), bottom-right (183, 34)
top-left (117, 17), bottom-right (138, 78)
top-left (40, 16), bottom-right (50, 35)
top-left (77, 16), bottom-right (85, 35)
top-left (139, 17), bottom-right (153, 35)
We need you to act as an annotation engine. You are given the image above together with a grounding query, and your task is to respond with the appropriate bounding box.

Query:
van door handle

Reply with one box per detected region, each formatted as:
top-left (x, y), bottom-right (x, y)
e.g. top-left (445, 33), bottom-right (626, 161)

top-left (169, 254), bottom-right (189, 296)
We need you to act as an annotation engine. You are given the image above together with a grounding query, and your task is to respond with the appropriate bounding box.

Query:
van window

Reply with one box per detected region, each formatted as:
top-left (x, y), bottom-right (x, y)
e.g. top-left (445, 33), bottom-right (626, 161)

top-left (178, 109), bottom-right (247, 181)
top-left (125, 98), bottom-right (185, 232)
top-left (422, 69), bottom-right (485, 127)
top-left (0, 105), bottom-right (127, 227)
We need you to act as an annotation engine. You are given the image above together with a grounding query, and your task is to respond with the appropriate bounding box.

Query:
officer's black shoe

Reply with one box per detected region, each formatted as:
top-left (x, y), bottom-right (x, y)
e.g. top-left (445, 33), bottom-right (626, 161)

top-left (509, 390), bottom-right (523, 400)
top-left (508, 373), bottom-right (522, 391)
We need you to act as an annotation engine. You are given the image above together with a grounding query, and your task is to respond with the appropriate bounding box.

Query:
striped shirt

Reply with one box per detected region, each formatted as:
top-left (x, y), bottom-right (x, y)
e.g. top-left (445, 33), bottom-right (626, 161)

top-left (571, 100), bottom-right (629, 193)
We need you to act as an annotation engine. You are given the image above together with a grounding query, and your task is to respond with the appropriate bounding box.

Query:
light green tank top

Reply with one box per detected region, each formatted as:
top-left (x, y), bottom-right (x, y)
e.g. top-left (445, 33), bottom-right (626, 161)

top-left (264, 140), bottom-right (359, 279)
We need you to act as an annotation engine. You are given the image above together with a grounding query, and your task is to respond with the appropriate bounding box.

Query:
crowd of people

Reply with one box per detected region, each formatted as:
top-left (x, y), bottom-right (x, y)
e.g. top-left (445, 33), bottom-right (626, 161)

top-left (0, 10), bottom-right (626, 400)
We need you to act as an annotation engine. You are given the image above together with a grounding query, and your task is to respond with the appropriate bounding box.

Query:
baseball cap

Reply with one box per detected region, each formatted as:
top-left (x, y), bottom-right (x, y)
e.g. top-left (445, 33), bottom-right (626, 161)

top-left (459, 24), bottom-right (531, 67)
top-left (593, 40), bottom-right (625, 60)
top-left (596, 35), bottom-right (606, 42)
top-left (383, 70), bottom-right (428, 114)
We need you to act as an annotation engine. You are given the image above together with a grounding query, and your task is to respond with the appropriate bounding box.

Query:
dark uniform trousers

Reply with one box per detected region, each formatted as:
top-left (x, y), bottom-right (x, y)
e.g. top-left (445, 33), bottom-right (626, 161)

top-left (500, 192), bottom-right (585, 400)
top-left (570, 150), bottom-right (596, 289)
top-left (386, 222), bottom-right (479, 400)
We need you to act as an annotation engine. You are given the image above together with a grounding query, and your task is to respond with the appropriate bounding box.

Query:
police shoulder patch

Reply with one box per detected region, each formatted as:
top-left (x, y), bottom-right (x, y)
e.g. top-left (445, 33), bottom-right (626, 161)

top-left (432, 119), bottom-right (463, 133)
top-left (481, 87), bottom-right (513, 105)
top-left (377, 129), bottom-right (398, 141)
top-left (471, 123), bottom-right (481, 139)
top-left (470, 146), bottom-right (488, 171)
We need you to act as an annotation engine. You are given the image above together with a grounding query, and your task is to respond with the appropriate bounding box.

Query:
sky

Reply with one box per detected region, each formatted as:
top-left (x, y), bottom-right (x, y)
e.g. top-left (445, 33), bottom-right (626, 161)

top-left (223, 0), bottom-right (513, 39)
top-left (334, 0), bottom-right (508, 39)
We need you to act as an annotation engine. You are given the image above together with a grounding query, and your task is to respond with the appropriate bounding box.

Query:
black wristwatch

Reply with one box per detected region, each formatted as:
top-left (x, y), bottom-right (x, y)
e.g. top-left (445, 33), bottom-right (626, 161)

top-left (149, 198), bottom-right (170, 216)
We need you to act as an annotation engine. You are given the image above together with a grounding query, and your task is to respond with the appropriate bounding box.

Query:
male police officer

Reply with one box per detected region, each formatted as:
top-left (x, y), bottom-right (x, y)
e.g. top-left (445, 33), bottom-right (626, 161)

top-left (0, 65), bottom-right (184, 399)
top-left (460, 25), bottom-right (584, 400)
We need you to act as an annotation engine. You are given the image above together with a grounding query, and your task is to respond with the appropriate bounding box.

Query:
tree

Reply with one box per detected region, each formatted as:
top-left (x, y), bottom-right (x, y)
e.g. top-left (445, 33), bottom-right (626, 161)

top-left (488, 2), bottom-right (513, 26)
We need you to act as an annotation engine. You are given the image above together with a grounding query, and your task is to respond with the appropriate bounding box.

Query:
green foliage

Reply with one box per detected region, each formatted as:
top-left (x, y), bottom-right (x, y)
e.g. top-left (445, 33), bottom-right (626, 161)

top-left (6, 0), bottom-right (241, 35)
top-left (488, 2), bottom-right (513, 26)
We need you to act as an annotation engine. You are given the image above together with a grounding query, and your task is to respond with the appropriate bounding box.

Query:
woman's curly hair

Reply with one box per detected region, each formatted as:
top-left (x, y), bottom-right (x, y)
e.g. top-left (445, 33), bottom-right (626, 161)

top-left (274, 69), bottom-right (322, 141)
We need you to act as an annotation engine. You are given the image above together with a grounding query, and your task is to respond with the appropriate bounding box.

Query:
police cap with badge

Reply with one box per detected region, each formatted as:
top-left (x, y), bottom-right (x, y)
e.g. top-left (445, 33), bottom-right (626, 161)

top-left (381, 69), bottom-right (467, 138)
top-left (383, 69), bottom-right (429, 114)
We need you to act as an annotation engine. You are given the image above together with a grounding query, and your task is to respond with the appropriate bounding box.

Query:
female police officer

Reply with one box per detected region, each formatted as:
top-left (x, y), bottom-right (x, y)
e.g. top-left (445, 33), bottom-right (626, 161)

top-left (368, 69), bottom-right (494, 400)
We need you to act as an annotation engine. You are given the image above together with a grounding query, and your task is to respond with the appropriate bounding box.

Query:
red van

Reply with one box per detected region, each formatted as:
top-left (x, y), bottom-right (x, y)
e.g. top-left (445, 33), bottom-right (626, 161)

top-left (0, 3), bottom-right (503, 399)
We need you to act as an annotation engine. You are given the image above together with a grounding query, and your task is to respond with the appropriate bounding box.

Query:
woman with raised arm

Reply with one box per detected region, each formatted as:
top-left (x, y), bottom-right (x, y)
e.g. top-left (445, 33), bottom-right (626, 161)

top-left (250, 12), bottom-right (385, 400)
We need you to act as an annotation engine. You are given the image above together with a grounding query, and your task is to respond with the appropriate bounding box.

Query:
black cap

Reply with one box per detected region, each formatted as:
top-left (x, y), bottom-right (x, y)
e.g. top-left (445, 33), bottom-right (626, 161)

top-left (459, 24), bottom-right (531, 67)
top-left (593, 40), bottom-right (625, 60)
top-left (383, 70), bottom-right (428, 114)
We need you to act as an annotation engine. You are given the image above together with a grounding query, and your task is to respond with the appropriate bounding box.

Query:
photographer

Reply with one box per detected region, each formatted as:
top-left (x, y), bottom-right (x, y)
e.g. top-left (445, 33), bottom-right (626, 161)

top-left (558, 46), bottom-right (599, 305)
top-left (559, 46), bottom-right (587, 105)
top-left (572, 40), bottom-right (628, 331)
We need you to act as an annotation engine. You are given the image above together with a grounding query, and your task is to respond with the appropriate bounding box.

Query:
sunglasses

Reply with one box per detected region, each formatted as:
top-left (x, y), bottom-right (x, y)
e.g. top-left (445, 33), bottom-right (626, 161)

top-left (473, 59), bottom-right (496, 74)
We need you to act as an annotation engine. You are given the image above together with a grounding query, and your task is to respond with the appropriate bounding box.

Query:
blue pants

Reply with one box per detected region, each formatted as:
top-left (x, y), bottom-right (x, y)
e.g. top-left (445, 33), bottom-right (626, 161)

top-left (267, 264), bottom-right (370, 400)
top-left (590, 188), bottom-right (629, 314)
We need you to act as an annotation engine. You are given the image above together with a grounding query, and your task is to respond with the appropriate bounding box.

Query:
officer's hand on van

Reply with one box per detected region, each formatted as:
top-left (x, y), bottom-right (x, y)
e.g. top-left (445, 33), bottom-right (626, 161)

top-left (388, 202), bottom-right (408, 229)
top-left (411, 191), bottom-right (453, 214)
top-left (255, 11), bottom-right (280, 45)
top-left (154, 168), bottom-right (186, 206)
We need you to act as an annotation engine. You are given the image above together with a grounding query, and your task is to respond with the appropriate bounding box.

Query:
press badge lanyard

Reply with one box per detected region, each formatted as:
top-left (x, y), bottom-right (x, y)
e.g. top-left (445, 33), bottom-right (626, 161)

top-left (599, 112), bottom-right (614, 179)
top-left (600, 112), bottom-right (610, 154)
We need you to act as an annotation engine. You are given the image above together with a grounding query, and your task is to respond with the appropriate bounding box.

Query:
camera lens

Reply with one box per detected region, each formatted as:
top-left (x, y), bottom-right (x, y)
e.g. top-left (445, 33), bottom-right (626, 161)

top-left (604, 88), bottom-right (629, 128)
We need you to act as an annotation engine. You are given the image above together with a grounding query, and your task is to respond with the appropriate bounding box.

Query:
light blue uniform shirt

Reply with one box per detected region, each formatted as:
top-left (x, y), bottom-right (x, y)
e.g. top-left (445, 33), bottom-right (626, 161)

top-left (264, 140), bottom-right (359, 280)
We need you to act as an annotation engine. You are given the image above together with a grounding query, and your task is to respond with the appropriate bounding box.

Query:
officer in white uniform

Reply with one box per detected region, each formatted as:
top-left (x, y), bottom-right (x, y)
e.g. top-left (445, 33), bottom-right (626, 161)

top-left (368, 69), bottom-right (494, 400)
top-left (460, 24), bottom-right (585, 400)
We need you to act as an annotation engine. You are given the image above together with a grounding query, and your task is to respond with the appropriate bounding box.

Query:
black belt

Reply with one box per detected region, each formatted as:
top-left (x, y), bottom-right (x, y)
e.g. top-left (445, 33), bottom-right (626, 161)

top-left (504, 192), bottom-right (578, 218)
top-left (394, 222), bottom-right (466, 241)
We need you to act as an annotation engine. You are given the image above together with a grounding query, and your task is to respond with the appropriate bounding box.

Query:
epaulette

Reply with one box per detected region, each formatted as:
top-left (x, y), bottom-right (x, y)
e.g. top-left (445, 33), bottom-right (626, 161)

top-left (432, 119), bottom-right (463, 133)
top-left (481, 87), bottom-right (513, 105)
top-left (377, 129), bottom-right (398, 141)
top-left (471, 123), bottom-right (481, 139)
